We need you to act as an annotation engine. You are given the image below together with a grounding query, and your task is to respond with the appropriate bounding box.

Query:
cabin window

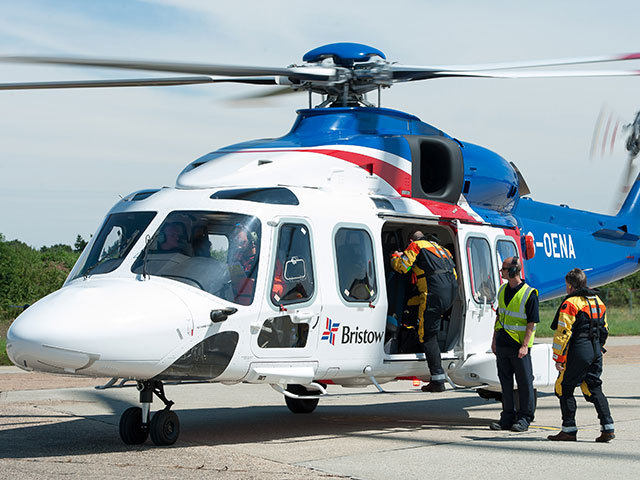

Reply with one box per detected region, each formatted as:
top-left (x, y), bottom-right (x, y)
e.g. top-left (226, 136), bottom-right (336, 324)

top-left (496, 240), bottom-right (517, 266)
top-left (335, 228), bottom-right (377, 303)
top-left (270, 223), bottom-right (315, 305)
top-left (257, 316), bottom-right (309, 348)
top-left (496, 239), bottom-right (518, 285)
top-left (466, 236), bottom-right (496, 304)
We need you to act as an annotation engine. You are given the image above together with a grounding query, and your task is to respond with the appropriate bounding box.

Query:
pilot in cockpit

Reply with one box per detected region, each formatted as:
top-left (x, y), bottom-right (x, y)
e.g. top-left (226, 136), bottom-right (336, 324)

top-left (158, 222), bottom-right (189, 254)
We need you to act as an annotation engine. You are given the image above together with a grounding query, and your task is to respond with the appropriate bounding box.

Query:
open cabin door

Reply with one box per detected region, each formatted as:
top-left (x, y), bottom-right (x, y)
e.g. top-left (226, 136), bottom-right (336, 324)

top-left (454, 222), bottom-right (555, 389)
top-left (456, 221), bottom-right (504, 359)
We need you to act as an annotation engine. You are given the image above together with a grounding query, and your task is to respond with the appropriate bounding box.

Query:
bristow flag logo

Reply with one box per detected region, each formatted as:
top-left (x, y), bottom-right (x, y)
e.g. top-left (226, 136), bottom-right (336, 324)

top-left (321, 317), bottom-right (340, 345)
top-left (321, 317), bottom-right (385, 346)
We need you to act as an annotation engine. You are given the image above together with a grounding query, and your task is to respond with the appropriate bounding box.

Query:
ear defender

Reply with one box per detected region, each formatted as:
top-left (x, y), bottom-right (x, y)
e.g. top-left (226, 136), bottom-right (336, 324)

top-left (508, 255), bottom-right (520, 278)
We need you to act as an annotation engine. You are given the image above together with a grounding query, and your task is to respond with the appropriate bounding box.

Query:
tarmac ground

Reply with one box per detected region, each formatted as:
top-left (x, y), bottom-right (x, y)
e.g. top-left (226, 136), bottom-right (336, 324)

top-left (1, 337), bottom-right (639, 479)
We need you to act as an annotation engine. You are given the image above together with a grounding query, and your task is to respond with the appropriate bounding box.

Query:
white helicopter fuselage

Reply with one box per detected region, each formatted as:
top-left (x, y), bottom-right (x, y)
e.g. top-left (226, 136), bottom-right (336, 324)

top-left (7, 146), bottom-right (555, 391)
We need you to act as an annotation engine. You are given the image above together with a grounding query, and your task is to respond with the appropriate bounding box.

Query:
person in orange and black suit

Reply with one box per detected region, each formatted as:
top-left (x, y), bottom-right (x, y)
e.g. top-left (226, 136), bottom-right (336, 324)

top-left (548, 268), bottom-right (614, 442)
top-left (391, 231), bottom-right (457, 392)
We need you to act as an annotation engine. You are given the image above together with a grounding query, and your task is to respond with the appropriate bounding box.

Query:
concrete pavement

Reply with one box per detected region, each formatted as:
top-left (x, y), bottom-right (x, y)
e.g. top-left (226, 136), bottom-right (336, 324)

top-left (1, 337), bottom-right (639, 479)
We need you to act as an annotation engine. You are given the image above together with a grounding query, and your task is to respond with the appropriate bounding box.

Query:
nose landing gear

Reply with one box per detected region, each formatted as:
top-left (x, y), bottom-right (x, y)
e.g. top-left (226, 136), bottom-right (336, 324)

top-left (119, 380), bottom-right (180, 446)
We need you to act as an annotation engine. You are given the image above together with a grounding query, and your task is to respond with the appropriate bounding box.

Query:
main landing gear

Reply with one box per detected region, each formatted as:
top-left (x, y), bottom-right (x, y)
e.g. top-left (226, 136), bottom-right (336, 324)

top-left (119, 380), bottom-right (180, 446)
top-left (284, 384), bottom-right (321, 414)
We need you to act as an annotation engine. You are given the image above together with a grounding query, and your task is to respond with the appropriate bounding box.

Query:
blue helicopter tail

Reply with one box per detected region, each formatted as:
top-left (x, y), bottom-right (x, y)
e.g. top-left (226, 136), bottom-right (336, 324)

top-left (616, 172), bottom-right (640, 231)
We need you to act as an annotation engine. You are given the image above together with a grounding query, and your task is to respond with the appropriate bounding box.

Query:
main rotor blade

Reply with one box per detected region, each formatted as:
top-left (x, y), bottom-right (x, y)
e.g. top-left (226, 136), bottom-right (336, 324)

top-left (231, 86), bottom-right (299, 101)
top-left (0, 55), bottom-right (339, 81)
top-left (225, 86), bottom-right (303, 107)
top-left (0, 76), bottom-right (278, 90)
top-left (392, 52), bottom-right (640, 75)
top-left (393, 68), bottom-right (640, 82)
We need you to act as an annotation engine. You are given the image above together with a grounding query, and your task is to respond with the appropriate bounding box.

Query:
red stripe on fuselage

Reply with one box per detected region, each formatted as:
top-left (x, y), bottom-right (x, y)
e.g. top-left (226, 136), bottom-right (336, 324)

top-left (316, 150), bottom-right (481, 222)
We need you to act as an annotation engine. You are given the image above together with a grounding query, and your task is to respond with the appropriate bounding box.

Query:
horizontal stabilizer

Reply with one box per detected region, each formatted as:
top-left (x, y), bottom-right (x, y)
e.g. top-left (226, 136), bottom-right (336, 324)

top-left (592, 228), bottom-right (639, 243)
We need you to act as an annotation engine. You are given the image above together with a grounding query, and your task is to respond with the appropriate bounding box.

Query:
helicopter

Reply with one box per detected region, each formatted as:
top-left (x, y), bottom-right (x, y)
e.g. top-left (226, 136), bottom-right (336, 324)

top-left (3, 42), bottom-right (640, 446)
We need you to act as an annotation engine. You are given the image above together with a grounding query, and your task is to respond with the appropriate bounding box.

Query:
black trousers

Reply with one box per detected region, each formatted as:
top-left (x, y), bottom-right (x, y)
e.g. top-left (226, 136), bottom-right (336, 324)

top-left (496, 347), bottom-right (535, 425)
top-left (555, 338), bottom-right (614, 432)
top-left (419, 293), bottom-right (447, 383)
top-left (422, 333), bottom-right (444, 381)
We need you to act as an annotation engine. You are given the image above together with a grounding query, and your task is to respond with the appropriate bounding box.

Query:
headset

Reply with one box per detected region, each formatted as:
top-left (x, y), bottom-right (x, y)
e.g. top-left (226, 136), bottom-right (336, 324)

top-left (508, 255), bottom-right (521, 278)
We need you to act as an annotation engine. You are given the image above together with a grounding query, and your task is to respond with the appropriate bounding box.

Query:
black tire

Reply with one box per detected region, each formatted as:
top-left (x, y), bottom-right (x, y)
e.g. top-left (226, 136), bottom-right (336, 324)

top-left (477, 388), bottom-right (502, 402)
top-left (150, 409), bottom-right (180, 446)
top-left (284, 384), bottom-right (319, 414)
top-left (119, 407), bottom-right (148, 445)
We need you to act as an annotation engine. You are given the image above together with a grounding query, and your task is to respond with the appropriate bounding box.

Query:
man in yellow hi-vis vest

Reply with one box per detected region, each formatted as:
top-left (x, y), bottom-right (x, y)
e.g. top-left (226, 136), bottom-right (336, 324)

top-left (391, 231), bottom-right (458, 392)
top-left (490, 256), bottom-right (539, 433)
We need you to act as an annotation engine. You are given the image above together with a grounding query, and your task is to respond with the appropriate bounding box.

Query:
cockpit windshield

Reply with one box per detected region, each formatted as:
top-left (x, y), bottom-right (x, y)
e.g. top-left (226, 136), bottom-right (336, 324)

top-left (131, 211), bottom-right (261, 305)
top-left (71, 211), bottom-right (157, 280)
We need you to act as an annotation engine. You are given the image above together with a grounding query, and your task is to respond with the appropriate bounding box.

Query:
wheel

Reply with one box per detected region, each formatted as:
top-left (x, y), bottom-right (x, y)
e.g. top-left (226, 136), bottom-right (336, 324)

top-left (284, 384), bottom-right (319, 414)
top-left (477, 388), bottom-right (502, 402)
top-left (119, 407), bottom-right (148, 445)
top-left (150, 409), bottom-right (180, 446)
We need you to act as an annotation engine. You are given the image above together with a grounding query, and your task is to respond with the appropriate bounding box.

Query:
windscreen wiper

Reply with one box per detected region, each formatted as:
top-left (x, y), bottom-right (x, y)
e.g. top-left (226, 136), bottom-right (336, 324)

top-left (141, 230), bottom-right (160, 279)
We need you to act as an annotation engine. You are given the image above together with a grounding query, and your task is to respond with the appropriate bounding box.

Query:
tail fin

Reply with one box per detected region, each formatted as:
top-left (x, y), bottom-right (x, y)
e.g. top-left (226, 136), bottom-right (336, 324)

top-left (616, 170), bottom-right (640, 229)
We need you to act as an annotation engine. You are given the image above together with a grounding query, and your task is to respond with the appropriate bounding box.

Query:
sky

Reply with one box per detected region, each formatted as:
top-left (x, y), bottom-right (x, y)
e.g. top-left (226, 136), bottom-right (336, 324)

top-left (0, 0), bottom-right (639, 248)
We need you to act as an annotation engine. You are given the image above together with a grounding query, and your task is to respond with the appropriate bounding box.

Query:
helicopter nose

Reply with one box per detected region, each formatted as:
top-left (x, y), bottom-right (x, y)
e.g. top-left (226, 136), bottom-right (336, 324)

top-left (6, 279), bottom-right (192, 375)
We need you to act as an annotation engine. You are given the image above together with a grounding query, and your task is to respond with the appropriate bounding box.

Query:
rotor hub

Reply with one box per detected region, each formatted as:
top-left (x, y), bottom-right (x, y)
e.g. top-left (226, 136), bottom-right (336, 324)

top-left (302, 43), bottom-right (386, 67)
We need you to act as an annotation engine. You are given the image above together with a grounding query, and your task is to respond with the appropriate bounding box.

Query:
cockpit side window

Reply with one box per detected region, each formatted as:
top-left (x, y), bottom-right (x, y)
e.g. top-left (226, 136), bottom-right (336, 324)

top-left (131, 211), bottom-right (261, 305)
top-left (270, 223), bottom-right (314, 306)
top-left (335, 228), bottom-right (377, 303)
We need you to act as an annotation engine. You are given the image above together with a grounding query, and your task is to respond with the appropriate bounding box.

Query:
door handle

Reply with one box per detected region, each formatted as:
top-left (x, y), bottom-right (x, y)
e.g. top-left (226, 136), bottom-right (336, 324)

top-left (290, 310), bottom-right (315, 323)
top-left (250, 322), bottom-right (262, 334)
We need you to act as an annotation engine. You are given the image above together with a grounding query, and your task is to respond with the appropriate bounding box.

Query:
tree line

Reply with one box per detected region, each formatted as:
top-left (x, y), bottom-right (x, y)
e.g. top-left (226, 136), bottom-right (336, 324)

top-left (0, 233), bottom-right (86, 322)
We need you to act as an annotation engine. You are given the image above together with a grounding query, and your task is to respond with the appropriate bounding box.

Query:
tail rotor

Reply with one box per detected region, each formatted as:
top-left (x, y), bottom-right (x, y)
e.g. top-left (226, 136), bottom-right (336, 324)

top-left (591, 106), bottom-right (640, 213)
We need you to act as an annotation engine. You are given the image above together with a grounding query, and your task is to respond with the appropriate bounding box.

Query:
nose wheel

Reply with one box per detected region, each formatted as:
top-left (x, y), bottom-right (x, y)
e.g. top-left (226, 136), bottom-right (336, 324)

top-left (119, 406), bottom-right (148, 444)
top-left (150, 409), bottom-right (180, 446)
top-left (118, 380), bottom-right (180, 446)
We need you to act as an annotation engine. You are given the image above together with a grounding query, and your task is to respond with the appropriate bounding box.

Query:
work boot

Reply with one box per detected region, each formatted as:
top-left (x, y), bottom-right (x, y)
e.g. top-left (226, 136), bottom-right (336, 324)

top-left (547, 431), bottom-right (577, 441)
top-left (511, 419), bottom-right (529, 432)
top-left (421, 382), bottom-right (445, 393)
top-left (595, 431), bottom-right (615, 443)
top-left (489, 421), bottom-right (512, 431)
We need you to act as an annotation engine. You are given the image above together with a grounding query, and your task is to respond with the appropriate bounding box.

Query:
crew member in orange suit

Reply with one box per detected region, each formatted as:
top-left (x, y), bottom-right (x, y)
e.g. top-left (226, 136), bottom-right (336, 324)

top-left (548, 268), bottom-right (614, 442)
top-left (391, 231), bottom-right (457, 392)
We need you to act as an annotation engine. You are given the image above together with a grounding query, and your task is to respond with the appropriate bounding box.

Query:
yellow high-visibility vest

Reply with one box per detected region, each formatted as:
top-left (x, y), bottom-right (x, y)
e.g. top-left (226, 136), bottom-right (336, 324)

top-left (495, 283), bottom-right (537, 347)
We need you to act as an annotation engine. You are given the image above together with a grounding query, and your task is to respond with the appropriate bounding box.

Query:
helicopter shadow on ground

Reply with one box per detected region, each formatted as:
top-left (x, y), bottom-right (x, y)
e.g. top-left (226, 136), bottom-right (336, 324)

top-left (0, 389), bottom-right (499, 459)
